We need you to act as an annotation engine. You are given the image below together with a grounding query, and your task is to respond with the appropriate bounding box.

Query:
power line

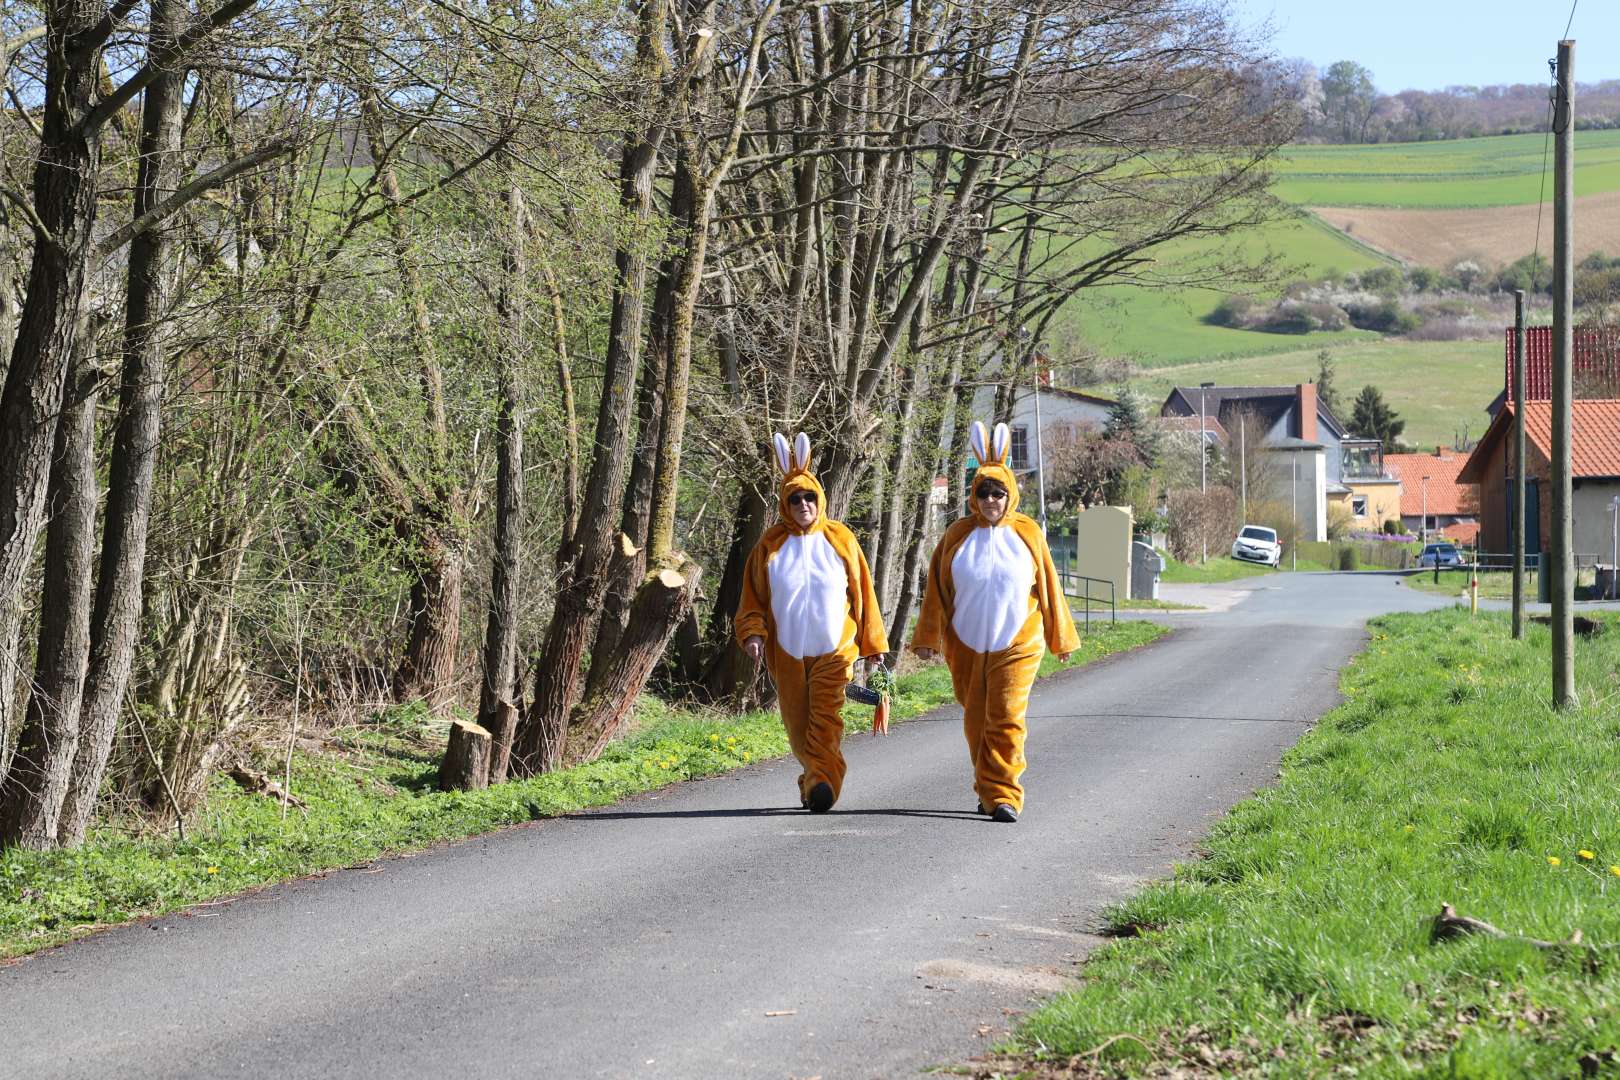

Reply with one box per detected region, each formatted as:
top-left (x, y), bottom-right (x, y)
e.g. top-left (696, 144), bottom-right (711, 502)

top-left (1563, 0), bottom-right (1579, 41)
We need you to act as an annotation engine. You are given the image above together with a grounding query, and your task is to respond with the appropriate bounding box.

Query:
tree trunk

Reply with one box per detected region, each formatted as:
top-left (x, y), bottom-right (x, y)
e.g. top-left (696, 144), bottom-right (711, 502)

top-left (539, 264), bottom-right (578, 551)
top-left (514, 107), bottom-right (666, 776)
top-left (0, 340), bottom-right (99, 849)
top-left (392, 533), bottom-right (464, 708)
top-left (567, 563), bottom-right (700, 764)
top-left (698, 484), bottom-right (771, 705)
top-left (58, 7), bottom-right (184, 845)
top-left (0, 9), bottom-right (107, 787)
top-left (477, 181), bottom-right (525, 748)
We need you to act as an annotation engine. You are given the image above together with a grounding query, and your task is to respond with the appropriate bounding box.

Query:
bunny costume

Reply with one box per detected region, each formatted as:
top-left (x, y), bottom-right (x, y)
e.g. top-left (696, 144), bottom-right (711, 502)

top-left (735, 433), bottom-right (888, 811)
top-left (912, 422), bottom-right (1078, 818)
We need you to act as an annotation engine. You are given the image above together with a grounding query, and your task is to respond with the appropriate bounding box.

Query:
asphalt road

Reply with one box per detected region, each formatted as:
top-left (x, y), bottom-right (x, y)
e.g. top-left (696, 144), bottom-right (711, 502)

top-left (2, 572), bottom-right (1449, 1080)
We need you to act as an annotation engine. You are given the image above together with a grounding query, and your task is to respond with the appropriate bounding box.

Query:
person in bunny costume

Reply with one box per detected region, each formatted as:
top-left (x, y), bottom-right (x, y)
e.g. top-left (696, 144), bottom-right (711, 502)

top-left (735, 432), bottom-right (889, 812)
top-left (912, 421), bottom-right (1078, 823)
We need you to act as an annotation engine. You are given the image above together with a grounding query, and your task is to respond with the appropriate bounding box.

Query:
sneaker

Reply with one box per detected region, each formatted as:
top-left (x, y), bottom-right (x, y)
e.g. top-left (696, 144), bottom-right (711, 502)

top-left (806, 781), bottom-right (835, 813)
top-left (991, 804), bottom-right (1019, 823)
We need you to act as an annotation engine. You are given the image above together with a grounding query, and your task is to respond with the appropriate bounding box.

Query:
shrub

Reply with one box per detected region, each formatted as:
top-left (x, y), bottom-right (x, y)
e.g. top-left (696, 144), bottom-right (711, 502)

top-left (1382, 518), bottom-right (1407, 535)
top-left (1255, 306), bottom-right (1316, 334)
top-left (1357, 266), bottom-right (1402, 295)
top-left (1205, 295), bottom-right (1254, 327)
top-left (1345, 298), bottom-right (1420, 333)
top-left (1337, 546), bottom-right (1360, 571)
top-left (1326, 503), bottom-right (1355, 541)
top-left (1407, 266), bottom-right (1439, 292)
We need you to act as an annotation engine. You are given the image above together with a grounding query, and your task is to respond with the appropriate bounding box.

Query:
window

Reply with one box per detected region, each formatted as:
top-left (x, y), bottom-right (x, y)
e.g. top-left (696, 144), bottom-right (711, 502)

top-left (1010, 425), bottom-right (1030, 469)
top-left (1352, 495), bottom-right (1368, 517)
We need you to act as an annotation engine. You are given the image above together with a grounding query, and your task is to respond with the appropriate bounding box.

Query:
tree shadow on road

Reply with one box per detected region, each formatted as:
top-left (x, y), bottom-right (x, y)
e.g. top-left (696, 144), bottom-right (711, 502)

top-left (567, 806), bottom-right (986, 822)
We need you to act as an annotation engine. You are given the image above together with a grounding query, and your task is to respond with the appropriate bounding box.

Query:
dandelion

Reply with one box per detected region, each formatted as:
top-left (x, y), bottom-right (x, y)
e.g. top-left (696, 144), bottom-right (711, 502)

top-left (1579, 850), bottom-right (1595, 861)
top-left (1548, 856), bottom-right (1561, 867)
top-left (1611, 866), bottom-right (1620, 878)
top-left (1403, 824), bottom-right (1416, 833)
top-left (726, 736), bottom-right (737, 745)
top-left (742, 751), bottom-right (751, 761)
top-left (709, 734), bottom-right (720, 743)
top-left (206, 866), bottom-right (219, 875)
top-left (659, 761), bottom-right (670, 770)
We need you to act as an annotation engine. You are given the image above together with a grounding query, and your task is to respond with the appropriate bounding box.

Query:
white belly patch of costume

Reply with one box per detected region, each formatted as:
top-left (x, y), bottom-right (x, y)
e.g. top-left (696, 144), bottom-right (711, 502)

top-left (950, 525), bottom-right (1036, 653)
top-left (768, 532), bottom-right (850, 659)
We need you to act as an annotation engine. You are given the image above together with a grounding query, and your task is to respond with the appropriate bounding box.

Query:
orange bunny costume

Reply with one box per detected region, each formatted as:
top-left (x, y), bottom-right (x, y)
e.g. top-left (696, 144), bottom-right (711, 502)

top-left (912, 421), bottom-right (1079, 820)
top-left (735, 433), bottom-right (889, 811)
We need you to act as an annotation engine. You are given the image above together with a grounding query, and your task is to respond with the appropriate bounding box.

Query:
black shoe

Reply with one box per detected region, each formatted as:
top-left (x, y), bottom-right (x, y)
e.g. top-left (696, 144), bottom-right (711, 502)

top-left (976, 802), bottom-right (989, 815)
top-left (806, 782), bottom-right (835, 813)
top-left (991, 804), bottom-right (1019, 823)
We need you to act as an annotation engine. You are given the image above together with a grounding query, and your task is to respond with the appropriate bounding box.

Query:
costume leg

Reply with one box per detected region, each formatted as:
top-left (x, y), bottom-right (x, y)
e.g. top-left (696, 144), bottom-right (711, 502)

top-left (771, 651), bottom-right (816, 803)
top-left (956, 648), bottom-right (991, 805)
top-left (801, 649), bottom-right (854, 804)
top-left (974, 638), bottom-right (1043, 813)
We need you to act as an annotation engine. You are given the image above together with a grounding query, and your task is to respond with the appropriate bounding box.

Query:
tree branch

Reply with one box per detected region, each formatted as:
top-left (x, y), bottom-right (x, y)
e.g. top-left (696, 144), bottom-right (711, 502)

top-left (95, 138), bottom-right (294, 258)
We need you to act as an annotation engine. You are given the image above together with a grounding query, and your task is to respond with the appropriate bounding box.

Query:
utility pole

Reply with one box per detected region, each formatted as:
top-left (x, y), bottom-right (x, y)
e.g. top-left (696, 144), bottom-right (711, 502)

top-left (1199, 382), bottom-right (1213, 562)
top-left (1239, 416), bottom-right (1247, 520)
top-left (1551, 39), bottom-right (1575, 708)
top-left (1512, 290), bottom-right (1527, 639)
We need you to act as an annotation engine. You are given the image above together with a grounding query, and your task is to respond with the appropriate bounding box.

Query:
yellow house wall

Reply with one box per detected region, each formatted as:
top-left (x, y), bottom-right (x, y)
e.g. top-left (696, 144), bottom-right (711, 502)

top-left (1346, 481), bottom-right (1403, 529)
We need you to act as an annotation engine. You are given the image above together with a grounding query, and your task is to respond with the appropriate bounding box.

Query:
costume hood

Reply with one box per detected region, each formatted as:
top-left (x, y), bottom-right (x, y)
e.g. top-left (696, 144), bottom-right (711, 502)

top-left (773, 431), bottom-right (829, 536)
top-left (967, 421), bottom-right (1020, 525)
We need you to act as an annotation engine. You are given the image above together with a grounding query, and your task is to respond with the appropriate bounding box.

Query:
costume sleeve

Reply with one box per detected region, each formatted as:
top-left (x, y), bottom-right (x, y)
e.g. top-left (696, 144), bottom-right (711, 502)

top-left (734, 538), bottom-right (773, 647)
top-left (1026, 521), bottom-right (1080, 655)
top-left (911, 526), bottom-right (957, 654)
top-left (839, 530), bottom-right (890, 658)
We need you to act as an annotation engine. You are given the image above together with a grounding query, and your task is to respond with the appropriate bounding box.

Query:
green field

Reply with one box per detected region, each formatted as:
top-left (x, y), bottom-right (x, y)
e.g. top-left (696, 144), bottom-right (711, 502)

top-left (1054, 212), bottom-right (1389, 366)
top-left (1134, 338), bottom-right (1502, 450)
top-left (1273, 129), bottom-right (1620, 208)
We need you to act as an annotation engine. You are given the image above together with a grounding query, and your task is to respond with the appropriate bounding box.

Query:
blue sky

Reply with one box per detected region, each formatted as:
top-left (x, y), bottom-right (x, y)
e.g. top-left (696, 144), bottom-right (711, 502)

top-left (1229, 1), bottom-right (1620, 92)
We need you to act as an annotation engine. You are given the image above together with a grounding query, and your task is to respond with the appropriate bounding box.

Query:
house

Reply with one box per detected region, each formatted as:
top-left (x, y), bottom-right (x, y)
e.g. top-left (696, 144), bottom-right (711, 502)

top-left (1485, 326), bottom-right (1620, 416)
top-left (1457, 399), bottom-right (1620, 560)
top-left (1159, 383), bottom-right (1348, 542)
top-left (1383, 446), bottom-right (1480, 544)
top-left (1333, 438), bottom-right (1403, 533)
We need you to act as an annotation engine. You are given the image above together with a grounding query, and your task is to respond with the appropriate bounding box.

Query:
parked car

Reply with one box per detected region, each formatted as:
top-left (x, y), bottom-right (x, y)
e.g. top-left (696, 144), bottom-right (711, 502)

top-left (1416, 542), bottom-right (1465, 569)
top-left (1231, 525), bottom-right (1281, 568)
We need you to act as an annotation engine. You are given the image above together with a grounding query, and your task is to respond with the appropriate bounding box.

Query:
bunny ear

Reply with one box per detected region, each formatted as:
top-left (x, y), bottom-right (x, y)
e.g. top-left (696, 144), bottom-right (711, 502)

top-left (793, 431), bottom-right (811, 472)
top-left (772, 433), bottom-right (792, 473)
top-left (968, 421), bottom-right (989, 464)
top-left (992, 422), bottom-right (1011, 464)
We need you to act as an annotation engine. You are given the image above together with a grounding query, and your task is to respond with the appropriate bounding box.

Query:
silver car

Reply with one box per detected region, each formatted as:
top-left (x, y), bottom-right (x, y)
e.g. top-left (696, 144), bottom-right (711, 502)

top-left (1416, 542), bottom-right (1464, 569)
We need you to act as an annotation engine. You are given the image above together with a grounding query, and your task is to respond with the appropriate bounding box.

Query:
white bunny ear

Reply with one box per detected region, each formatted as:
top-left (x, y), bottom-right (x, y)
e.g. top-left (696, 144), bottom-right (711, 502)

top-left (968, 421), bottom-right (989, 464)
top-left (992, 422), bottom-right (1011, 464)
top-left (772, 433), bottom-right (792, 473)
top-left (793, 432), bottom-right (811, 472)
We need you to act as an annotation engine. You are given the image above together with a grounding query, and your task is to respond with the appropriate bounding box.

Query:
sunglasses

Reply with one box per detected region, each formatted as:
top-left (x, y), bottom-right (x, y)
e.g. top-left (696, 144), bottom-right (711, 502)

top-left (975, 486), bottom-right (1008, 501)
top-left (787, 491), bottom-right (818, 507)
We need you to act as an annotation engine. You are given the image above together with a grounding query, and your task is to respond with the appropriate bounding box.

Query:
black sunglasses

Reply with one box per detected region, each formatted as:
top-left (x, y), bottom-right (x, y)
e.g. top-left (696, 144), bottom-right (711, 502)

top-left (788, 491), bottom-right (818, 507)
top-left (975, 485), bottom-right (1008, 500)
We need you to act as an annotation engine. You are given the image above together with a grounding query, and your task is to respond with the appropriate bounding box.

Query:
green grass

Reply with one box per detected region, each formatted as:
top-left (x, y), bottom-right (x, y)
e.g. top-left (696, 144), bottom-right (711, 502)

top-left (1273, 130), bottom-right (1620, 208)
top-left (0, 621), bottom-right (1165, 961)
top-left (1156, 553), bottom-right (1333, 583)
top-left (1055, 213), bottom-right (1388, 366)
top-left (993, 608), bottom-right (1620, 1076)
top-left (1406, 568), bottom-right (1527, 601)
top-left (1133, 337), bottom-right (1502, 450)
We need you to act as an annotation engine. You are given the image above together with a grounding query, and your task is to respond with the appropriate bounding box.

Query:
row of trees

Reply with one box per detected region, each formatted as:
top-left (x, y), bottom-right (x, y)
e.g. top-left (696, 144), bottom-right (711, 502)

top-left (0, 0), bottom-right (1294, 849)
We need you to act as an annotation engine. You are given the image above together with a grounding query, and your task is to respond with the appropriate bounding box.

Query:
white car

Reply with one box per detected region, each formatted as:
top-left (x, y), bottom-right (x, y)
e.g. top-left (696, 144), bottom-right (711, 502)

top-left (1231, 525), bottom-right (1282, 568)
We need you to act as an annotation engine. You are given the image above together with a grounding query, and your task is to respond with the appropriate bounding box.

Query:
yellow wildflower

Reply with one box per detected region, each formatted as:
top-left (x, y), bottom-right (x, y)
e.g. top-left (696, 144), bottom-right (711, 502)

top-left (1579, 850), bottom-right (1595, 861)
top-left (1611, 866), bottom-right (1620, 878)
top-left (709, 734), bottom-right (720, 743)
top-left (206, 866), bottom-right (219, 875)
top-left (1548, 856), bottom-right (1561, 867)
top-left (1403, 824), bottom-right (1415, 833)
top-left (726, 736), bottom-right (737, 745)
top-left (742, 751), bottom-right (751, 761)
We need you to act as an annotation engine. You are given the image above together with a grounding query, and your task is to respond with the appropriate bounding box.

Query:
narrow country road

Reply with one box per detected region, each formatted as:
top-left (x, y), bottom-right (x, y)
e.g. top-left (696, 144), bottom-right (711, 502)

top-left (3, 573), bottom-right (1449, 1080)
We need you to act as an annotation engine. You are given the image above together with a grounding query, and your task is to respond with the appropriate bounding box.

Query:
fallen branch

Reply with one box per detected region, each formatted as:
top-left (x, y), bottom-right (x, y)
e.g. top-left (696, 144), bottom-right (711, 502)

top-left (1430, 903), bottom-right (1582, 950)
top-left (229, 765), bottom-right (308, 810)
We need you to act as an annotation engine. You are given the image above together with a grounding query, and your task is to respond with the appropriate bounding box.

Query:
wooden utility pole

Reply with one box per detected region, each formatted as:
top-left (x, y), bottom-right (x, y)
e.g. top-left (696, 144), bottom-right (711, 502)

top-left (1512, 290), bottom-right (1526, 640)
top-left (1550, 39), bottom-right (1575, 707)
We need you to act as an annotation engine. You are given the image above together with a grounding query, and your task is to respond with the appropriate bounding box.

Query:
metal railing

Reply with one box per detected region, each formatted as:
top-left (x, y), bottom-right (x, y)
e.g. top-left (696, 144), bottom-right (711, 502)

top-left (1423, 551), bottom-right (1609, 599)
top-left (1060, 571), bottom-right (1116, 630)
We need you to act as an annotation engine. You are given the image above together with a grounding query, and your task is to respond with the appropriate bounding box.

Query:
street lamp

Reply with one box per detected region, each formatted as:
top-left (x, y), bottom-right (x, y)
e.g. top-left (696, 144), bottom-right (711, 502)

top-left (1421, 475), bottom-right (1431, 543)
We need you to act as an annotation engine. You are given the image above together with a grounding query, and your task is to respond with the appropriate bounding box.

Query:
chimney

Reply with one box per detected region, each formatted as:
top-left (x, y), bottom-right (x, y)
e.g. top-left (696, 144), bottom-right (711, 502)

top-left (1296, 383), bottom-right (1317, 442)
top-left (1435, 445), bottom-right (1443, 457)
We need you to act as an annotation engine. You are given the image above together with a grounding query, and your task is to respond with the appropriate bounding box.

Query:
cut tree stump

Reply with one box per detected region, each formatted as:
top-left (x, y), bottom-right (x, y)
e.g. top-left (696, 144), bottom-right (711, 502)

top-left (438, 720), bottom-right (492, 792)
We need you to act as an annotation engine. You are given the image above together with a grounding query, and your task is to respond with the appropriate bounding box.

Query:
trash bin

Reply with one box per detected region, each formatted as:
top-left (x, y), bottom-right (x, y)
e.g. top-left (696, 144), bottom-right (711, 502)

top-left (1130, 540), bottom-right (1164, 601)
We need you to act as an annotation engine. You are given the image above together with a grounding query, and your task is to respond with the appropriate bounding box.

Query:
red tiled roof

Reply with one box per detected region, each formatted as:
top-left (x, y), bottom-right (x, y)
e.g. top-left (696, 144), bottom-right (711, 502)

top-left (1384, 449), bottom-right (1478, 516)
top-left (1458, 399), bottom-right (1620, 482)
top-left (1442, 520), bottom-right (1480, 545)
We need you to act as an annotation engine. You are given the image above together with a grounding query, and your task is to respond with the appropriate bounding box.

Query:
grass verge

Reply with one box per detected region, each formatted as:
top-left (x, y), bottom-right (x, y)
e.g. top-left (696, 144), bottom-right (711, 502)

top-left (0, 621), bottom-right (1165, 961)
top-left (978, 608), bottom-right (1620, 1078)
